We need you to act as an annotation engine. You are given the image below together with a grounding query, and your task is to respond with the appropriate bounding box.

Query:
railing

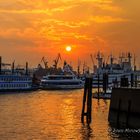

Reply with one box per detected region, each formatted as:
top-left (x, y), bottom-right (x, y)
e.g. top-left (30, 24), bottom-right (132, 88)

top-left (113, 72), bottom-right (140, 88)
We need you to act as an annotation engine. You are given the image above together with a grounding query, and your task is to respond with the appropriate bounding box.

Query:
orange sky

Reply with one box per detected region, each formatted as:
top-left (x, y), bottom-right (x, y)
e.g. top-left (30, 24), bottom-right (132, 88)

top-left (0, 0), bottom-right (140, 69)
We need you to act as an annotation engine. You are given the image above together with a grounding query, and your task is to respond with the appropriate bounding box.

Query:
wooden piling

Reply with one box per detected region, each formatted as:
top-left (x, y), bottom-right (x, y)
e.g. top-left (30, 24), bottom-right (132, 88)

top-left (103, 73), bottom-right (108, 94)
top-left (81, 77), bottom-right (93, 124)
top-left (131, 73), bottom-right (134, 87)
top-left (126, 100), bottom-right (131, 127)
top-left (97, 74), bottom-right (100, 99)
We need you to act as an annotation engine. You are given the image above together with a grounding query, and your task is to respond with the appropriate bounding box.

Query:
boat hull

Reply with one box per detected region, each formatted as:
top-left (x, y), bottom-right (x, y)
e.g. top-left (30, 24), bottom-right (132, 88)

top-left (41, 85), bottom-right (84, 90)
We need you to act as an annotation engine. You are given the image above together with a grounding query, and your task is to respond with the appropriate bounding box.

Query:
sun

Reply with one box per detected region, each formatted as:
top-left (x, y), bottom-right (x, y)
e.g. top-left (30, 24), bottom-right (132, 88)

top-left (66, 46), bottom-right (72, 52)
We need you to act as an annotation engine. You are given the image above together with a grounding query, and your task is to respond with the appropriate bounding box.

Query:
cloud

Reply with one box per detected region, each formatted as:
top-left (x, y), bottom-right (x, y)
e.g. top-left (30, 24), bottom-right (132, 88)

top-left (90, 16), bottom-right (129, 23)
top-left (0, 37), bottom-right (35, 47)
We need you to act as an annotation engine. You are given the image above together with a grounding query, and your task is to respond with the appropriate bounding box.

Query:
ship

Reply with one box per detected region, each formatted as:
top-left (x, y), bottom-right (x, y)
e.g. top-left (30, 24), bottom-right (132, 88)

top-left (40, 74), bottom-right (83, 90)
top-left (40, 61), bottom-right (84, 90)
top-left (0, 57), bottom-right (38, 92)
top-left (92, 52), bottom-right (138, 88)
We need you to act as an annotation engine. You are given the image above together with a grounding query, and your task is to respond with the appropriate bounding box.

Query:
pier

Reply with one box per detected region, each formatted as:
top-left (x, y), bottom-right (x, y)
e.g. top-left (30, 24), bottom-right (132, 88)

top-left (108, 87), bottom-right (140, 128)
top-left (108, 72), bottom-right (140, 128)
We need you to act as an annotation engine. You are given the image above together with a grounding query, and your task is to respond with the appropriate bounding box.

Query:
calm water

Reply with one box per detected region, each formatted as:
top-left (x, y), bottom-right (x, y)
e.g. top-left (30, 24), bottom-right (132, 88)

top-left (0, 90), bottom-right (139, 140)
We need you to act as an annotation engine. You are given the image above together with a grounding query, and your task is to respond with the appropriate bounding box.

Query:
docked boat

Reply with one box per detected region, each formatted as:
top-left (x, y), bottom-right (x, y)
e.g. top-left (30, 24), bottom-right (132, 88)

top-left (40, 74), bottom-right (84, 90)
top-left (0, 56), bottom-right (38, 92)
top-left (92, 52), bottom-right (134, 88)
top-left (40, 60), bottom-right (84, 90)
top-left (92, 73), bottom-right (132, 88)
top-left (0, 74), bottom-right (34, 92)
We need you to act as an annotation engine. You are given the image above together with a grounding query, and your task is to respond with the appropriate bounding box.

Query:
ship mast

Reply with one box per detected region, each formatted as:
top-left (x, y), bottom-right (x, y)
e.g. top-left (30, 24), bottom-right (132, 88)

top-left (83, 62), bottom-right (86, 74)
top-left (77, 59), bottom-right (81, 77)
top-left (96, 52), bottom-right (103, 73)
top-left (134, 54), bottom-right (136, 71)
top-left (90, 54), bottom-right (95, 74)
top-left (110, 54), bottom-right (114, 72)
top-left (53, 53), bottom-right (61, 69)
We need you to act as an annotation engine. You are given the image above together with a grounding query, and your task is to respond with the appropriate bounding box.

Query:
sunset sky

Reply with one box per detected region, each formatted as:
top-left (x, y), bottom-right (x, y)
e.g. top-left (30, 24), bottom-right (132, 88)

top-left (0, 0), bottom-right (140, 69)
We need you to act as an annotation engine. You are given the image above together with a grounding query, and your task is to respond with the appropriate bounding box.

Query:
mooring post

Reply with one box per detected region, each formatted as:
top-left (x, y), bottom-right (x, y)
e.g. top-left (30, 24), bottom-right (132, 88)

top-left (81, 76), bottom-right (93, 124)
top-left (126, 100), bottom-right (131, 127)
top-left (135, 75), bottom-right (137, 87)
top-left (97, 74), bottom-right (100, 99)
top-left (103, 73), bottom-right (108, 94)
top-left (117, 99), bottom-right (121, 128)
top-left (131, 73), bottom-right (134, 87)
top-left (87, 77), bottom-right (92, 124)
top-left (81, 78), bottom-right (88, 123)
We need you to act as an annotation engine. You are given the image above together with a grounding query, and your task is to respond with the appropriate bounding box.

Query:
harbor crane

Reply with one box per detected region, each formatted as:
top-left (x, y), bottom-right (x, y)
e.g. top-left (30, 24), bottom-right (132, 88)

top-left (53, 53), bottom-right (62, 69)
top-left (41, 57), bottom-right (48, 69)
top-left (96, 51), bottom-right (103, 68)
top-left (83, 62), bottom-right (89, 74)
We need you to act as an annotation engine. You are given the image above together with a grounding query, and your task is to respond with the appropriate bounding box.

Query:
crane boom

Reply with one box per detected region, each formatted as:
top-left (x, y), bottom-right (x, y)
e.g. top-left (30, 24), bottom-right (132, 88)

top-left (41, 57), bottom-right (48, 69)
top-left (53, 53), bottom-right (61, 69)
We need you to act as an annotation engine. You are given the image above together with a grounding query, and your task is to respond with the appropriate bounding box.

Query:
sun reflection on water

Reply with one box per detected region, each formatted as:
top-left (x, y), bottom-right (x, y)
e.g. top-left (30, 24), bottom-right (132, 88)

top-left (0, 90), bottom-right (114, 140)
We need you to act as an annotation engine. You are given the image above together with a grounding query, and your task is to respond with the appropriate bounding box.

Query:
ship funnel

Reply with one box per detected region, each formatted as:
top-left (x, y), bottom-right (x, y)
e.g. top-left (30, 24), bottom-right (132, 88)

top-left (26, 62), bottom-right (28, 75)
top-left (12, 61), bottom-right (15, 74)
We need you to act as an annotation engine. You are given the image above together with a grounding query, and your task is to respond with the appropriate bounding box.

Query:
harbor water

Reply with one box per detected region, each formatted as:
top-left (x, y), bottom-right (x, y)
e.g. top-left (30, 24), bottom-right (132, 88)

top-left (0, 90), bottom-right (139, 140)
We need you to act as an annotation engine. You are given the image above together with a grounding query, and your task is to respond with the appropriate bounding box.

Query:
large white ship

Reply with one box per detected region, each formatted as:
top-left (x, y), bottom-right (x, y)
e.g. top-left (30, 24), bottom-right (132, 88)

top-left (92, 52), bottom-right (136, 88)
top-left (40, 62), bottom-right (84, 90)
top-left (40, 74), bottom-right (83, 90)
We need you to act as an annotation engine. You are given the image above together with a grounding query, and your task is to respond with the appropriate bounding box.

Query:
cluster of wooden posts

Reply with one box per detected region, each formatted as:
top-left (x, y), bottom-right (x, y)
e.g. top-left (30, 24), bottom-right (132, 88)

top-left (81, 72), bottom-right (140, 125)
